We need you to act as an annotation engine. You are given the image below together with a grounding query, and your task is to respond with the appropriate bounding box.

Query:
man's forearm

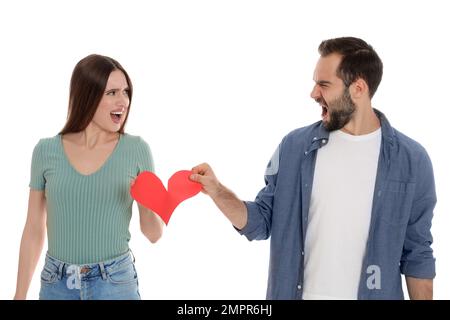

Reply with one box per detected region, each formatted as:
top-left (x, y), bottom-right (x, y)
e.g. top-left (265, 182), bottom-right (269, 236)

top-left (406, 277), bottom-right (433, 300)
top-left (211, 184), bottom-right (248, 230)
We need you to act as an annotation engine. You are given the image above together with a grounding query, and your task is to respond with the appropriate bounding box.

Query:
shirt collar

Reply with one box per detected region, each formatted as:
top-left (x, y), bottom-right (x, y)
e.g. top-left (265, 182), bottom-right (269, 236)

top-left (306, 108), bottom-right (395, 154)
top-left (374, 108), bottom-right (395, 147)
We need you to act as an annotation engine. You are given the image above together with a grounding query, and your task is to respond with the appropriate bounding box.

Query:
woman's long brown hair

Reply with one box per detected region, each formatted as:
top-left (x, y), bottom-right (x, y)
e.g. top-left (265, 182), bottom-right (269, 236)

top-left (60, 54), bottom-right (133, 135)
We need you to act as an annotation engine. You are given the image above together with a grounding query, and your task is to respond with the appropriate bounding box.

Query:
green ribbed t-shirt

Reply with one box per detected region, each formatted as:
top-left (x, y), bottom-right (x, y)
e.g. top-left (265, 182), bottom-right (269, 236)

top-left (29, 133), bottom-right (154, 264)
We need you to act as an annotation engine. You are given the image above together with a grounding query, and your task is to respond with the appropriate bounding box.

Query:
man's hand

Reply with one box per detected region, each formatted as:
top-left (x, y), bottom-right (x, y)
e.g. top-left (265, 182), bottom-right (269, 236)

top-left (190, 163), bottom-right (222, 198)
top-left (190, 163), bottom-right (248, 229)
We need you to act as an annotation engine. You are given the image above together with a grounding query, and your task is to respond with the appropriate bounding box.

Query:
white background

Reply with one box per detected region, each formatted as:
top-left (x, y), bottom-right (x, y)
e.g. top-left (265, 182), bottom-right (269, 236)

top-left (1, 0), bottom-right (449, 300)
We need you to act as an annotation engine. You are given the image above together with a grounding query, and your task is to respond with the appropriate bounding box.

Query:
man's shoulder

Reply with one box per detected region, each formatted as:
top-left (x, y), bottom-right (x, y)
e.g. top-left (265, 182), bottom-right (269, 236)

top-left (392, 128), bottom-right (429, 157)
top-left (389, 127), bottom-right (435, 175)
top-left (283, 121), bottom-right (323, 144)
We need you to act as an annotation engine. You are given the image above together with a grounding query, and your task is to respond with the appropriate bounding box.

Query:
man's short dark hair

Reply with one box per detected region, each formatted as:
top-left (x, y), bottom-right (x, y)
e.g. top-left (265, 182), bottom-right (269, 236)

top-left (318, 37), bottom-right (383, 98)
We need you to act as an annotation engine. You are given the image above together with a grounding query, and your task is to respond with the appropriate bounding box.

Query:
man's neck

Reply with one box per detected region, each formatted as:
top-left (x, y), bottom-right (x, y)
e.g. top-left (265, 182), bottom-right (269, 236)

top-left (341, 105), bottom-right (380, 136)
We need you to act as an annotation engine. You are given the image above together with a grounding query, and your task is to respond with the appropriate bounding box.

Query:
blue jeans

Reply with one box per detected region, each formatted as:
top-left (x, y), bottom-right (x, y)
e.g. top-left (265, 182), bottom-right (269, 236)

top-left (39, 251), bottom-right (141, 300)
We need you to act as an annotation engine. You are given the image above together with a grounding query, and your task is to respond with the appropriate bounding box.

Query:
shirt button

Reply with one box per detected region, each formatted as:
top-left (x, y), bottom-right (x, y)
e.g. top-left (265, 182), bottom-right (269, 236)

top-left (313, 137), bottom-right (318, 141)
top-left (322, 139), bottom-right (326, 144)
top-left (304, 151), bottom-right (308, 155)
top-left (297, 284), bottom-right (302, 290)
top-left (301, 251), bottom-right (305, 256)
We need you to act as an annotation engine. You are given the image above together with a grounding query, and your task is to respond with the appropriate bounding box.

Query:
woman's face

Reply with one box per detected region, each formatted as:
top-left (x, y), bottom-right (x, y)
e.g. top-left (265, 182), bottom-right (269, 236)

top-left (91, 70), bottom-right (130, 133)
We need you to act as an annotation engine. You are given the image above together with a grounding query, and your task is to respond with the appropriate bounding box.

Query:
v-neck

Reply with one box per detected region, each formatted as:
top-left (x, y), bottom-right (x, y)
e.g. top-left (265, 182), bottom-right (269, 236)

top-left (59, 133), bottom-right (123, 177)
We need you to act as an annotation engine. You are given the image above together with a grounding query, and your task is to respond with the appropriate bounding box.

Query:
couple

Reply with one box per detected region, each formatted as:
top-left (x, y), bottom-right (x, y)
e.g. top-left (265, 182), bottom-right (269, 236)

top-left (14, 37), bottom-right (436, 300)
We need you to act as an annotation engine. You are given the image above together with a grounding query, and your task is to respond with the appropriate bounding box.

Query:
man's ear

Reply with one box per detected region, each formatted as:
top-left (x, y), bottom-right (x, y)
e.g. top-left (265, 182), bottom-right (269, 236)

top-left (350, 78), bottom-right (369, 99)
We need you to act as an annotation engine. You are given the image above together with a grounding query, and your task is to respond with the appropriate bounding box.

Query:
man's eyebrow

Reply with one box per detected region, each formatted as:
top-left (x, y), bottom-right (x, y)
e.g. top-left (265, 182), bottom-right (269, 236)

top-left (316, 80), bottom-right (332, 86)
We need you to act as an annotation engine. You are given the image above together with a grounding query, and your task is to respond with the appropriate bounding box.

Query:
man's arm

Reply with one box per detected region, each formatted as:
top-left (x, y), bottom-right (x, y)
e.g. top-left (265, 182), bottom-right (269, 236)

top-left (400, 150), bottom-right (436, 299)
top-left (190, 163), bottom-right (248, 229)
top-left (406, 277), bottom-right (433, 300)
top-left (191, 146), bottom-right (279, 241)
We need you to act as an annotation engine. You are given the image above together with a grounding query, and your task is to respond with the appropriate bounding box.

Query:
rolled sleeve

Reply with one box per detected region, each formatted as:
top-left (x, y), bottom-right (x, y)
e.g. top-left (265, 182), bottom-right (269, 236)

top-left (238, 201), bottom-right (271, 240)
top-left (400, 150), bottom-right (436, 279)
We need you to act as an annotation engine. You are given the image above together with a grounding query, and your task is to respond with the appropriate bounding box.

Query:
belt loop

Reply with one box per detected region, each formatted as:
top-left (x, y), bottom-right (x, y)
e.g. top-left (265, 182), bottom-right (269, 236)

top-left (99, 262), bottom-right (107, 281)
top-left (57, 263), bottom-right (64, 280)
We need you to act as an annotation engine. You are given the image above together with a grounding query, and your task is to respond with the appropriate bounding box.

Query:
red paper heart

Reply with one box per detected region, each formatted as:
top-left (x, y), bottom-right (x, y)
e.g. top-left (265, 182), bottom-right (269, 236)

top-left (130, 170), bottom-right (202, 225)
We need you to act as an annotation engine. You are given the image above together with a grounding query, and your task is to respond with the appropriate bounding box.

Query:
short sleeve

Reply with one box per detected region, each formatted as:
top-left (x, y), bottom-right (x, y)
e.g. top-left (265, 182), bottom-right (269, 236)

top-left (29, 140), bottom-right (46, 190)
top-left (136, 137), bottom-right (155, 175)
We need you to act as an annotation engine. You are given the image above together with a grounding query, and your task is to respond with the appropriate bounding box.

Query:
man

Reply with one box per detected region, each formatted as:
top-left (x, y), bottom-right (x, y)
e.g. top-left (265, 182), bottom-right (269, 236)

top-left (190, 37), bottom-right (436, 300)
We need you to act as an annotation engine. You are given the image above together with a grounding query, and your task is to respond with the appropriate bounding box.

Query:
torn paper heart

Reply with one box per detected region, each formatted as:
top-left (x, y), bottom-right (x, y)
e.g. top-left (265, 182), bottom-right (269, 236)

top-left (130, 170), bottom-right (202, 225)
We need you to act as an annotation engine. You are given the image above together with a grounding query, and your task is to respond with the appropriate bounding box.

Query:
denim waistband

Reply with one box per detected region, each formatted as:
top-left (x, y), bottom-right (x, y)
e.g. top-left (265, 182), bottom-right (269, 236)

top-left (44, 250), bottom-right (135, 281)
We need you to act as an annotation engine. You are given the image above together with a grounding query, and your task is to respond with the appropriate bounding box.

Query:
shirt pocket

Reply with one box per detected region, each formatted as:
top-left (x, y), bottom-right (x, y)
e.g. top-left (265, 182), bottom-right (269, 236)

top-left (380, 180), bottom-right (416, 226)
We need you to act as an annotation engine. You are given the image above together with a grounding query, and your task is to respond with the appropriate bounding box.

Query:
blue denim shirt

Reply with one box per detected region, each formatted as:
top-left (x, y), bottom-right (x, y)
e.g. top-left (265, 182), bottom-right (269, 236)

top-left (240, 109), bottom-right (436, 299)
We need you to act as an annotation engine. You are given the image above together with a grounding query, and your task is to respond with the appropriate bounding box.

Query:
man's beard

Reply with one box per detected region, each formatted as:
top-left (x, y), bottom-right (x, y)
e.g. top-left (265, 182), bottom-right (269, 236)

top-left (322, 87), bottom-right (356, 131)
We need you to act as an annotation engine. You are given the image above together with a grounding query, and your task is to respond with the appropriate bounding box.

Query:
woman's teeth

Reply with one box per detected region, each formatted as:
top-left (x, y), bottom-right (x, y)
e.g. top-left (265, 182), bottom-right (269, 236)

top-left (110, 111), bottom-right (123, 123)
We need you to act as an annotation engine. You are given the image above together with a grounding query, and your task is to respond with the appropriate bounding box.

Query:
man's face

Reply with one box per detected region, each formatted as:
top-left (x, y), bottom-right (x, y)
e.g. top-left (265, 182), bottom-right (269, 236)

top-left (310, 53), bottom-right (356, 131)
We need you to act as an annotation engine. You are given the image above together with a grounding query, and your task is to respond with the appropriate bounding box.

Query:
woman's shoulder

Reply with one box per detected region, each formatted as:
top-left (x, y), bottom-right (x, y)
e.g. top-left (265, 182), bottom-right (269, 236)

top-left (33, 134), bottom-right (61, 150)
top-left (121, 133), bottom-right (150, 148)
top-left (121, 133), bottom-right (153, 164)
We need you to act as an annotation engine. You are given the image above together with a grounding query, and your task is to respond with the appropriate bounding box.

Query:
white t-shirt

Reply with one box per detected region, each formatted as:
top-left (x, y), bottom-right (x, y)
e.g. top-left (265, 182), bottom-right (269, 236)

top-left (302, 128), bottom-right (381, 300)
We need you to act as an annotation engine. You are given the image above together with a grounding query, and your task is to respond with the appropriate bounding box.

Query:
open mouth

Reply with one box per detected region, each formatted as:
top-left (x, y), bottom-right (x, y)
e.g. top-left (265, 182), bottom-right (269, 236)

top-left (110, 111), bottom-right (124, 124)
top-left (321, 105), bottom-right (328, 119)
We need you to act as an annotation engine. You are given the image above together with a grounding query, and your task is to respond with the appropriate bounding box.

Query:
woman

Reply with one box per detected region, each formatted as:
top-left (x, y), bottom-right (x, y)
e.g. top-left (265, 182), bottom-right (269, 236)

top-left (14, 54), bottom-right (164, 300)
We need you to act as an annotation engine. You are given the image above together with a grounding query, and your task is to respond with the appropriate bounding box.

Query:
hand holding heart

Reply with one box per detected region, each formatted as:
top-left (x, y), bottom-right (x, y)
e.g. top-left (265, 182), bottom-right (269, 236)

top-left (189, 163), bottom-right (222, 197)
top-left (190, 163), bottom-right (248, 230)
top-left (130, 170), bottom-right (203, 225)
